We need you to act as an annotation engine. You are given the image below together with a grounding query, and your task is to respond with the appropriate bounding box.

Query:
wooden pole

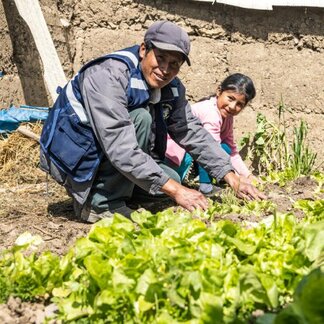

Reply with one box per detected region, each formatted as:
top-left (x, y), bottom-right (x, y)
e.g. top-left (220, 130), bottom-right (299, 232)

top-left (13, 0), bottom-right (67, 141)
top-left (13, 0), bottom-right (67, 101)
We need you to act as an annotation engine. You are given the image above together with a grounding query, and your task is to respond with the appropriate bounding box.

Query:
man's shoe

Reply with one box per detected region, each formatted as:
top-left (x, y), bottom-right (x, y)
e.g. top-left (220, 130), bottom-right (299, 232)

top-left (111, 205), bottom-right (134, 218)
top-left (81, 205), bottom-right (134, 224)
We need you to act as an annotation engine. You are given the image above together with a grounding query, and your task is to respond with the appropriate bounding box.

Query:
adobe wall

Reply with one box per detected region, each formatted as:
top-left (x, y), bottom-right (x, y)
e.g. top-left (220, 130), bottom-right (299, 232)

top-left (0, 0), bottom-right (323, 160)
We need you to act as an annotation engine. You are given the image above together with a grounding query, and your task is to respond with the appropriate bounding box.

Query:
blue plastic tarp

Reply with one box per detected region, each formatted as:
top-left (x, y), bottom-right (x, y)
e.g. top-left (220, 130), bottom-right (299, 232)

top-left (0, 105), bottom-right (49, 134)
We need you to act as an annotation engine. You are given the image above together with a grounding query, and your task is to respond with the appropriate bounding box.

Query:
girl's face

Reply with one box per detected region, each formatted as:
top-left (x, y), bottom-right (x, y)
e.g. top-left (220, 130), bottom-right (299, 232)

top-left (216, 90), bottom-right (247, 119)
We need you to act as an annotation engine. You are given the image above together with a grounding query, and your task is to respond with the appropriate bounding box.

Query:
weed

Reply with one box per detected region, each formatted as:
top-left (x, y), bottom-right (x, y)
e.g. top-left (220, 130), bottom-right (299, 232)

top-left (239, 100), bottom-right (317, 183)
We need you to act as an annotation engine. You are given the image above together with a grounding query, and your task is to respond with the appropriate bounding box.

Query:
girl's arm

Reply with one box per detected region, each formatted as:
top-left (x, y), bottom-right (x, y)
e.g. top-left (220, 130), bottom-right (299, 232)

top-left (221, 117), bottom-right (251, 178)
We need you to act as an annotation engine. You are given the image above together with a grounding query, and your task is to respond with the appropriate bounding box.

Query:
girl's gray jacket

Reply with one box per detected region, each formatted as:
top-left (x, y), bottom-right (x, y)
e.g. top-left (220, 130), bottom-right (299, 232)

top-left (40, 46), bottom-right (233, 206)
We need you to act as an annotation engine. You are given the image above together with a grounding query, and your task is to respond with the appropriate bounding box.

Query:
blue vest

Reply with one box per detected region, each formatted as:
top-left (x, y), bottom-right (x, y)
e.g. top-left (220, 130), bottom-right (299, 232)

top-left (40, 45), bottom-right (179, 183)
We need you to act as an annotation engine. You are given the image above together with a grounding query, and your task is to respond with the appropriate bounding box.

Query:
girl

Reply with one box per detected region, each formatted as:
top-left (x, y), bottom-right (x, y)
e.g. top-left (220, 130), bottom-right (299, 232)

top-left (166, 73), bottom-right (258, 195)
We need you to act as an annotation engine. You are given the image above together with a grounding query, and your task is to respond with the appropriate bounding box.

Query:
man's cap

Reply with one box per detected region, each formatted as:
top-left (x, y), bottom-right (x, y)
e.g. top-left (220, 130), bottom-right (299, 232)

top-left (144, 20), bottom-right (191, 66)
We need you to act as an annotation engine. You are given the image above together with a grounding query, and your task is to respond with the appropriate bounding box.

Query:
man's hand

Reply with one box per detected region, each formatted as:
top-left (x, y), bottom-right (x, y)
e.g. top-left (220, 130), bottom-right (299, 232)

top-left (224, 172), bottom-right (267, 200)
top-left (239, 174), bottom-right (263, 187)
top-left (161, 178), bottom-right (208, 212)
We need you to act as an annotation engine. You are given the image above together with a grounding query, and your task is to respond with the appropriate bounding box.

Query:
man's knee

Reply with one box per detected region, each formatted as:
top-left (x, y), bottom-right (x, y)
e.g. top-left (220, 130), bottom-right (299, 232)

top-left (159, 162), bottom-right (181, 184)
top-left (169, 169), bottom-right (181, 184)
top-left (130, 108), bottom-right (152, 129)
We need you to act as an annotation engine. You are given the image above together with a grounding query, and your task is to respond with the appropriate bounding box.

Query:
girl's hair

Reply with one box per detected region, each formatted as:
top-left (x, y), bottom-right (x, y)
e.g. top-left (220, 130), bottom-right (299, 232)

top-left (197, 73), bottom-right (256, 104)
top-left (219, 73), bottom-right (256, 104)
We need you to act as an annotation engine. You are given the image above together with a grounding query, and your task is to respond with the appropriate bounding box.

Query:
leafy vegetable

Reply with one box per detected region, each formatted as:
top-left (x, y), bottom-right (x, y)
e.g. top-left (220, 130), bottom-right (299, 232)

top-left (258, 266), bottom-right (324, 324)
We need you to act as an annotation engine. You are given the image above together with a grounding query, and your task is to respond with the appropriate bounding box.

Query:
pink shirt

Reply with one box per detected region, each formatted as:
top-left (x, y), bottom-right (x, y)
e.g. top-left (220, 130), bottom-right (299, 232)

top-left (165, 96), bottom-right (250, 177)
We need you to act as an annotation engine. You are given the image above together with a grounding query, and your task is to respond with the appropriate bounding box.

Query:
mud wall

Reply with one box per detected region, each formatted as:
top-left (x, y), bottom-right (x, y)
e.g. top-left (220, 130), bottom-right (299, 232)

top-left (0, 0), bottom-right (323, 158)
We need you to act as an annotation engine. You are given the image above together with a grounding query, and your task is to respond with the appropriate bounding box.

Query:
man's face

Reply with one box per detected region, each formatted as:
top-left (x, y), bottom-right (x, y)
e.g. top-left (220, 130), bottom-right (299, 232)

top-left (139, 43), bottom-right (184, 89)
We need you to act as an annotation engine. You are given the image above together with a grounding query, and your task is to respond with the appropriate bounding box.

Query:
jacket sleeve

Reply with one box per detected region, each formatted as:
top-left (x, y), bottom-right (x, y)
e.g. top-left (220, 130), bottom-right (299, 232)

top-left (79, 59), bottom-right (169, 194)
top-left (167, 81), bottom-right (234, 182)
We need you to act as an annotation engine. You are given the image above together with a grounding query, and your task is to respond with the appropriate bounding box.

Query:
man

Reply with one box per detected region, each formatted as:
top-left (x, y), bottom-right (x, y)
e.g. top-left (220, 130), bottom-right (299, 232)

top-left (40, 20), bottom-right (265, 223)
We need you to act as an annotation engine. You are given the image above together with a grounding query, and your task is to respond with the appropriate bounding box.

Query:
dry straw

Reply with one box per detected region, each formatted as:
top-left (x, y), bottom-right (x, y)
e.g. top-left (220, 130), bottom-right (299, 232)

top-left (0, 123), bottom-right (45, 187)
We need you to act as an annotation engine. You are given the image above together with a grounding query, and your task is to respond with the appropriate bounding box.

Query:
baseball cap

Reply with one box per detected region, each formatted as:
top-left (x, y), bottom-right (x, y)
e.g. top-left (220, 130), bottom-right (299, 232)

top-left (144, 20), bottom-right (191, 66)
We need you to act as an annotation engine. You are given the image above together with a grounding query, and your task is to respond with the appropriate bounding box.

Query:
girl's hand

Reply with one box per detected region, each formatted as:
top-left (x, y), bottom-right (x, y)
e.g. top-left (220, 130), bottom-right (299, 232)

top-left (224, 172), bottom-right (267, 200)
